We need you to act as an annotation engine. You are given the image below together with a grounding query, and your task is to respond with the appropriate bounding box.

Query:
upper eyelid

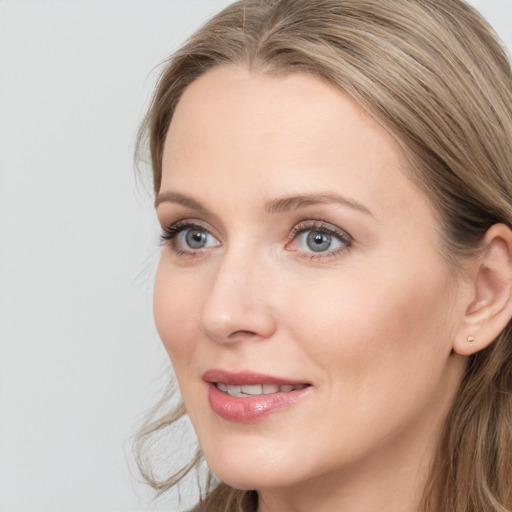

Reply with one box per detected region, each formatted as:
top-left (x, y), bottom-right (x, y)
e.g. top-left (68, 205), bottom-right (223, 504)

top-left (160, 220), bottom-right (213, 240)
top-left (155, 201), bottom-right (225, 236)
top-left (163, 218), bottom-right (349, 234)
top-left (289, 220), bottom-right (352, 239)
top-left (161, 218), bottom-right (218, 235)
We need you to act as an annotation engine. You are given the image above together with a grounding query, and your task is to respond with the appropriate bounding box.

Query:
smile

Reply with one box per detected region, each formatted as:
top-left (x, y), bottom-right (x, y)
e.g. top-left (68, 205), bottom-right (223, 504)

top-left (203, 370), bottom-right (312, 422)
top-left (215, 382), bottom-right (308, 397)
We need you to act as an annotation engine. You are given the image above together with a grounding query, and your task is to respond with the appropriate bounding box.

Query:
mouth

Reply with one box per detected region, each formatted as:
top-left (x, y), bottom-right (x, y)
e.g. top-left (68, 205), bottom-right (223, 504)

top-left (203, 370), bottom-right (312, 422)
top-left (215, 382), bottom-right (309, 397)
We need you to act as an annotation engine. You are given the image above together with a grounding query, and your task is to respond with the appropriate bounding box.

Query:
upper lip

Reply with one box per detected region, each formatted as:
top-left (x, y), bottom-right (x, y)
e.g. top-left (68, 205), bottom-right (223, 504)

top-left (203, 369), bottom-right (310, 386)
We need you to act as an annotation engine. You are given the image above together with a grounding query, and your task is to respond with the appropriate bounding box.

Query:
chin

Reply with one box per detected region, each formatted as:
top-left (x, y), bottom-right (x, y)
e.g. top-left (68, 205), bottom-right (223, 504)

top-left (210, 451), bottom-right (332, 495)
top-left (202, 443), bottom-right (300, 491)
top-left (211, 466), bottom-right (293, 492)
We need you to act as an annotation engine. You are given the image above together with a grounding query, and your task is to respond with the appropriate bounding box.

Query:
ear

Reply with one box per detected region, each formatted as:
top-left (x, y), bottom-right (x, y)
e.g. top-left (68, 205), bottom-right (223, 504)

top-left (453, 223), bottom-right (512, 356)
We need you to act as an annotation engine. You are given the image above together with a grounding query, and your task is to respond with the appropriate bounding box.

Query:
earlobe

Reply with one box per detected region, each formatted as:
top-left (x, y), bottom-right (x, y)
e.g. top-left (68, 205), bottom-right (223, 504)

top-left (453, 224), bottom-right (512, 356)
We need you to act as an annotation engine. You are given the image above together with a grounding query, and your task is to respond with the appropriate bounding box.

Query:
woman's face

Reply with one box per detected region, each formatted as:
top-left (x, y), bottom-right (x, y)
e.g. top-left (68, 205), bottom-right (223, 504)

top-left (154, 67), bottom-right (467, 496)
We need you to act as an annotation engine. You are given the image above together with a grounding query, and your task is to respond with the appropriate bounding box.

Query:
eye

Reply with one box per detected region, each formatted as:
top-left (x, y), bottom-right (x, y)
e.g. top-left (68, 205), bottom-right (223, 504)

top-left (178, 228), bottom-right (215, 249)
top-left (295, 229), bottom-right (344, 253)
top-left (286, 221), bottom-right (352, 258)
top-left (160, 221), bottom-right (220, 254)
top-left (299, 231), bottom-right (340, 252)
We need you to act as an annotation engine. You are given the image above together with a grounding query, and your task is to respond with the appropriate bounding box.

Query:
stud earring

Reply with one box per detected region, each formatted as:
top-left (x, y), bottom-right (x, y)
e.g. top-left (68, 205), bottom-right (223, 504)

top-left (467, 335), bottom-right (475, 344)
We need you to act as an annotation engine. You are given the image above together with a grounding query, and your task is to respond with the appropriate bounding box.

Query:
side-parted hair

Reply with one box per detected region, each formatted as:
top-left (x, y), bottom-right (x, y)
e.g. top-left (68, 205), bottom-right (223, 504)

top-left (135, 1), bottom-right (512, 511)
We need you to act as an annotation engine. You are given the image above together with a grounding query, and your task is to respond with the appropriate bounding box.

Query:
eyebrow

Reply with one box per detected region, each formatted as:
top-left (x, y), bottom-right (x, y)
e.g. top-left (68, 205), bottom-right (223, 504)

top-left (155, 191), bottom-right (212, 215)
top-left (265, 193), bottom-right (373, 216)
top-left (155, 191), bottom-right (373, 217)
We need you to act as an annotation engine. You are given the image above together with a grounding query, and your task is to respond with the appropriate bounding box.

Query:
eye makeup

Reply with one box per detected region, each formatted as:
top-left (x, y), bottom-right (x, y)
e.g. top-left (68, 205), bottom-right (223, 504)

top-left (160, 217), bottom-right (353, 262)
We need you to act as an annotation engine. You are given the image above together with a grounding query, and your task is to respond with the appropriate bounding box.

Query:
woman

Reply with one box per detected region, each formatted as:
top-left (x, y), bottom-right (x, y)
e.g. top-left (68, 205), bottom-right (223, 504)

top-left (135, 0), bottom-right (512, 511)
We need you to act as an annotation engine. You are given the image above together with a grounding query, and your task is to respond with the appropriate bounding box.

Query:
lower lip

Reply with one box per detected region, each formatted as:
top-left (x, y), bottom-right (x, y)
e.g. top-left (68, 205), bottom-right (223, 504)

top-left (207, 383), bottom-right (311, 423)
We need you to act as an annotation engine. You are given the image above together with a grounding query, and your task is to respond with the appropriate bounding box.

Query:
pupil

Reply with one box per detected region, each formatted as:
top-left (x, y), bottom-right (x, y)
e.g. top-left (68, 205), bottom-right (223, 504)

top-left (307, 231), bottom-right (331, 252)
top-left (186, 229), bottom-right (207, 248)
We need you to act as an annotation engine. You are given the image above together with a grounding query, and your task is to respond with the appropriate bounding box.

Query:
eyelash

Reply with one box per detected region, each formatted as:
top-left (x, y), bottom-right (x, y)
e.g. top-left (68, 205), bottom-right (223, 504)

top-left (160, 220), bottom-right (214, 257)
top-left (160, 220), bottom-right (353, 260)
top-left (286, 221), bottom-right (352, 261)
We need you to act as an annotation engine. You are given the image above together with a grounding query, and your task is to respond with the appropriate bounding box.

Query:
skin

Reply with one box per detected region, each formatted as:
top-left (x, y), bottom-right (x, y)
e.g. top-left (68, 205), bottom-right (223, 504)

top-left (153, 67), bottom-right (473, 512)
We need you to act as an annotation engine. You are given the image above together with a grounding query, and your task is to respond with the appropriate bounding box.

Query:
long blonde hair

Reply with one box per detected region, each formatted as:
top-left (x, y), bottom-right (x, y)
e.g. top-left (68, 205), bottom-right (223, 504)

top-left (135, 1), bottom-right (512, 510)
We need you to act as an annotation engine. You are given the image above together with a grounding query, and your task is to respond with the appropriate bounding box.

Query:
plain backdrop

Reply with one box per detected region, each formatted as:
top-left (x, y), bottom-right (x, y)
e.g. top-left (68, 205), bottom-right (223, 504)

top-left (0, 1), bottom-right (510, 511)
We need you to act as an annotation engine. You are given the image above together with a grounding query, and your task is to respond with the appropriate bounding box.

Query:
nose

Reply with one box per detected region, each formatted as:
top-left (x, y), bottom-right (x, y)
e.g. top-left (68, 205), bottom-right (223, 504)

top-left (199, 250), bottom-right (277, 345)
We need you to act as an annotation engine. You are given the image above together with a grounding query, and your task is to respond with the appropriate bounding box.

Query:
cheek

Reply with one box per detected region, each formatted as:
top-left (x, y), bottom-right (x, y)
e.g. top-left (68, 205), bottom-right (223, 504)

top-left (282, 263), bottom-right (456, 382)
top-left (153, 260), bottom-right (200, 364)
top-left (272, 265), bottom-right (459, 461)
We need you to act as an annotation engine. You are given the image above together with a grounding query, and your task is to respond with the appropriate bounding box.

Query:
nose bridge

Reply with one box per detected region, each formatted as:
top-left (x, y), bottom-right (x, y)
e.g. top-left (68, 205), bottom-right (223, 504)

top-left (199, 243), bottom-right (276, 343)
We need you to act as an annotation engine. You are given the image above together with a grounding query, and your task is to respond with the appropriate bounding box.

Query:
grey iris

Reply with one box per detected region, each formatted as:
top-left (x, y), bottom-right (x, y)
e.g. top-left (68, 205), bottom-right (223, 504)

top-left (186, 229), bottom-right (207, 249)
top-left (307, 231), bottom-right (331, 252)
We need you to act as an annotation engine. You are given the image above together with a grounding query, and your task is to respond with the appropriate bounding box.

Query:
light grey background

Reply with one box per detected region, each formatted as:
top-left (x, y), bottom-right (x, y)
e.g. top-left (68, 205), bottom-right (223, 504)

top-left (0, 1), bottom-right (510, 511)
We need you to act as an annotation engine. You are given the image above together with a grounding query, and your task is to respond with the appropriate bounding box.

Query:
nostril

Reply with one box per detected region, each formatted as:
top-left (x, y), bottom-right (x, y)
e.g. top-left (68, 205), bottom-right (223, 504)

top-left (227, 330), bottom-right (262, 341)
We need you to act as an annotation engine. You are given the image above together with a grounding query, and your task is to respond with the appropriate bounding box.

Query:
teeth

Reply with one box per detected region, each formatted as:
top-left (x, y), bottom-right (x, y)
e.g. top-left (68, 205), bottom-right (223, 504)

top-left (216, 383), bottom-right (306, 397)
top-left (262, 384), bottom-right (279, 394)
top-left (227, 385), bottom-right (243, 397)
top-left (241, 384), bottom-right (263, 395)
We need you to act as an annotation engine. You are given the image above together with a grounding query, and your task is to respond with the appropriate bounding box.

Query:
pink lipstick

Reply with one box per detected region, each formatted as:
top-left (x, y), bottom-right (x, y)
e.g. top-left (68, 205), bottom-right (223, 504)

top-left (203, 370), bottom-right (312, 423)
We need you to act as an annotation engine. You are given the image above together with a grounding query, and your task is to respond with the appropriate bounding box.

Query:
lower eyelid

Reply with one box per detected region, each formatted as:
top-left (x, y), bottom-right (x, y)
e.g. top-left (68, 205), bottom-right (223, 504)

top-left (294, 248), bottom-right (347, 261)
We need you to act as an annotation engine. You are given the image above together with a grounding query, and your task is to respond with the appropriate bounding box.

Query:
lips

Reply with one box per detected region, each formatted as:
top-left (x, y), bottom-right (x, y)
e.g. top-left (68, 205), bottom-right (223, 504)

top-left (203, 370), bottom-right (312, 423)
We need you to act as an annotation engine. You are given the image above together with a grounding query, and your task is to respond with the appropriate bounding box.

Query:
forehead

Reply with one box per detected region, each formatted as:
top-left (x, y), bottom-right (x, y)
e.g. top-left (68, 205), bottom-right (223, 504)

top-left (164, 66), bottom-right (402, 158)
top-left (161, 66), bottom-right (427, 221)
